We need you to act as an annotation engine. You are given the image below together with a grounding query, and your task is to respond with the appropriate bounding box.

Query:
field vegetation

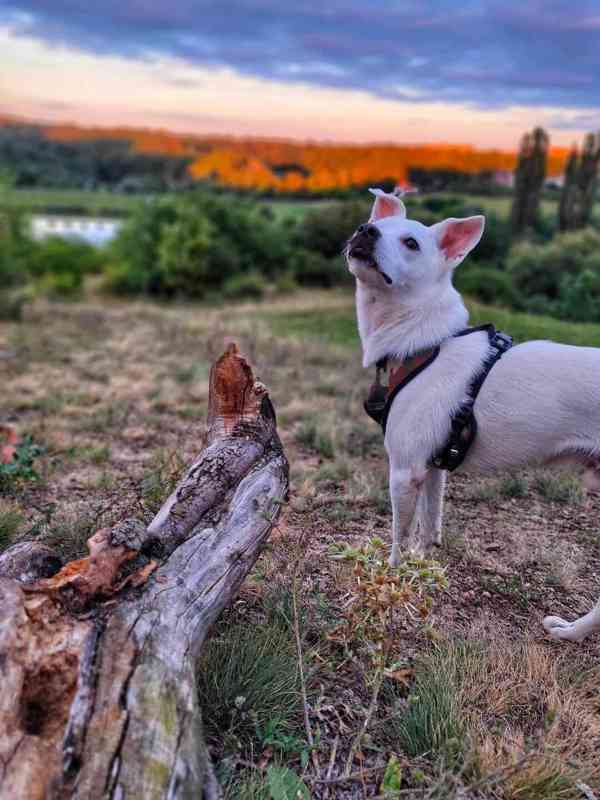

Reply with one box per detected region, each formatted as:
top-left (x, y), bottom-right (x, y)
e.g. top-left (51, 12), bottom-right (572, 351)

top-left (1, 291), bottom-right (599, 798)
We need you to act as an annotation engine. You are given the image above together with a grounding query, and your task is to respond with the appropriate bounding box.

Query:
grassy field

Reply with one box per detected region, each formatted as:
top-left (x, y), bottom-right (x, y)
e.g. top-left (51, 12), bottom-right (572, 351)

top-left (0, 186), bottom-right (332, 219)
top-left (0, 187), bottom-right (143, 216)
top-left (1, 291), bottom-right (599, 799)
top-left (264, 292), bottom-right (600, 349)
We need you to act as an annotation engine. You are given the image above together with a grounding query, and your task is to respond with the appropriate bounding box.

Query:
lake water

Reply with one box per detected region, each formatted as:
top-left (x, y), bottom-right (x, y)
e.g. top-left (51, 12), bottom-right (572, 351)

top-left (30, 214), bottom-right (123, 247)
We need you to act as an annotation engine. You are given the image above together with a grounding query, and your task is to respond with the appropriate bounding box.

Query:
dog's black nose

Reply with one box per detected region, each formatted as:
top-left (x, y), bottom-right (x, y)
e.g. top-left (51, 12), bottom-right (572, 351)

top-left (357, 223), bottom-right (380, 239)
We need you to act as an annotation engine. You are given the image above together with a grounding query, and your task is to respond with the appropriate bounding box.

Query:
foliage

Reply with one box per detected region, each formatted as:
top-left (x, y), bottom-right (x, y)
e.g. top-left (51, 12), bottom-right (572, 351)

top-left (294, 200), bottom-right (367, 259)
top-left (0, 436), bottom-right (44, 493)
top-left (511, 127), bottom-right (549, 235)
top-left (532, 471), bottom-right (584, 505)
top-left (393, 647), bottom-right (467, 766)
top-left (26, 236), bottom-right (103, 298)
top-left (0, 505), bottom-right (24, 552)
top-left (455, 265), bottom-right (518, 307)
top-left (222, 271), bottom-right (268, 300)
top-left (506, 228), bottom-right (600, 320)
top-left (559, 134), bottom-right (600, 231)
top-left (0, 124), bottom-right (190, 191)
top-left (328, 538), bottom-right (447, 668)
top-left (107, 193), bottom-right (294, 297)
top-left (266, 766), bottom-right (310, 800)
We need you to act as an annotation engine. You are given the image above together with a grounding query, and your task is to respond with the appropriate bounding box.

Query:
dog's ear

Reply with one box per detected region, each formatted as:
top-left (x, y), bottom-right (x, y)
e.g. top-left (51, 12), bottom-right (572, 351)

top-left (431, 216), bottom-right (485, 268)
top-left (368, 188), bottom-right (406, 222)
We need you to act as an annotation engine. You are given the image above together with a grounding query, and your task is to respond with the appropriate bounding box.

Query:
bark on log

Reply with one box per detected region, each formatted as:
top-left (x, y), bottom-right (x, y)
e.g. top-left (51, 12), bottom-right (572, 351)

top-left (0, 343), bottom-right (289, 800)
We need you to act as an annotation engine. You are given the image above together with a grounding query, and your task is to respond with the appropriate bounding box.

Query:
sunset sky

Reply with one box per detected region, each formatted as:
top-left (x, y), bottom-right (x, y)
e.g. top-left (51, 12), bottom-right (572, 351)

top-left (1, 1), bottom-right (599, 147)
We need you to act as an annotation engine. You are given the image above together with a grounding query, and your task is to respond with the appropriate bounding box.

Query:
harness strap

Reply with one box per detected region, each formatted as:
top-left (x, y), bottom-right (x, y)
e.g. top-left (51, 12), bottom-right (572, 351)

top-left (364, 323), bottom-right (513, 472)
top-left (431, 324), bottom-right (512, 471)
top-left (364, 347), bottom-right (440, 430)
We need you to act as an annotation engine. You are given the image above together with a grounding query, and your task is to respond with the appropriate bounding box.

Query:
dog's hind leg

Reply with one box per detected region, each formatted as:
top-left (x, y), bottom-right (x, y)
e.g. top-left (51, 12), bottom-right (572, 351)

top-left (422, 469), bottom-right (446, 548)
top-left (389, 464), bottom-right (427, 566)
top-left (543, 597), bottom-right (600, 642)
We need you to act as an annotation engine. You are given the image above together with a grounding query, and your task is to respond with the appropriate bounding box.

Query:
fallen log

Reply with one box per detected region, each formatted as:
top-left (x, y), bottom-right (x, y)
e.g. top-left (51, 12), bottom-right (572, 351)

top-left (0, 343), bottom-right (289, 800)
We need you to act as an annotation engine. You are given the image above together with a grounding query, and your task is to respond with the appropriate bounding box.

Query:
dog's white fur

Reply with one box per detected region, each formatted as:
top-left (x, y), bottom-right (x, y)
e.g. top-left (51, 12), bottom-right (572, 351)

top-left (347, 188), bottom-right (600, 642)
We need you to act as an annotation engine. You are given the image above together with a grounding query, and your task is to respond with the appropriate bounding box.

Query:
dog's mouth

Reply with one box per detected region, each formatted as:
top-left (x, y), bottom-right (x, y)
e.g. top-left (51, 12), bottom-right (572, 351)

top-left (347, 246), bottom-right (392, 285)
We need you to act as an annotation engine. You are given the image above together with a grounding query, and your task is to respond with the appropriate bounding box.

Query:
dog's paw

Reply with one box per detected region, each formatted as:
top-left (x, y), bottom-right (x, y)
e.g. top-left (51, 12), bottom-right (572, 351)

top-left (543, 615), bottom-right (584, 643)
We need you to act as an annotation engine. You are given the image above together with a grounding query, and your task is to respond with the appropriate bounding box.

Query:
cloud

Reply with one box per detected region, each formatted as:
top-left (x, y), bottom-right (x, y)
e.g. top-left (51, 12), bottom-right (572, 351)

top-left (549, 112), bottom-right (600, 130)
top-left (1, 0), bottom-right (600, 113)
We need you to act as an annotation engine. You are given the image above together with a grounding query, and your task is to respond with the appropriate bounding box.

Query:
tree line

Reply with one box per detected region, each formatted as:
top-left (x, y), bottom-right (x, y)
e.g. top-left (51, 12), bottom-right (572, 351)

top-left (511, 127), bottom-right (600, 234)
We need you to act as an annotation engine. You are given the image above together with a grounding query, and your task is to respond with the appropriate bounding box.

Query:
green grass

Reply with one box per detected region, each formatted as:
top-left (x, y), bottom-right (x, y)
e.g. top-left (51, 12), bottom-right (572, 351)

top-left (0, 506), bottom-right (24, 552)
top-left (389, 645), bottom-right (467, 767)
top-left (262, 198), bottom-right (333, 222)
top-left (263, 294), bottom-right (600, 349)
top-left (0, 187), bottom-right (143, 216)
top-left (197, 621), bottom-right (301, 750)
top-left (533, 471), bottom-right (585, 505)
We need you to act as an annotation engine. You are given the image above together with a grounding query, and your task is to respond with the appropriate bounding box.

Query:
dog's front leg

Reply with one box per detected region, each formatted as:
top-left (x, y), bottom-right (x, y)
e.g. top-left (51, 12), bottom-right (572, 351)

top-left (389, 465), bottom-right (427, 566)
top-left (543, 597), bottom-right (600, 643)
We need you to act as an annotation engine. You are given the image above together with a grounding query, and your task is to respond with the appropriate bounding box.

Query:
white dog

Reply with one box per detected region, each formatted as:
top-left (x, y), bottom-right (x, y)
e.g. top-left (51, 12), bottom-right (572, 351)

top-left (346, 188), bottom-right (600, 643)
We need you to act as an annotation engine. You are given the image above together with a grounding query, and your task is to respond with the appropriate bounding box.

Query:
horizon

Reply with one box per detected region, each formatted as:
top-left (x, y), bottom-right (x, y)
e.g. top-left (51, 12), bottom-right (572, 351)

top-left (1, 2), bottom-right (599, 148)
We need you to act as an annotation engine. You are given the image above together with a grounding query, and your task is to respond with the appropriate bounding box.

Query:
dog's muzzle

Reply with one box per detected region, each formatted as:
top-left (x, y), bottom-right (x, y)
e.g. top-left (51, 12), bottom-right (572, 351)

top-left (348, 223), bottom-right (380, 263)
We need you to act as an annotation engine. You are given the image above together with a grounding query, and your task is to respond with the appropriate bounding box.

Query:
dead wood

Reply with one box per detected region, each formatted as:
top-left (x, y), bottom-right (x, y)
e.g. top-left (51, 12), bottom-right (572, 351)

top-left (0, 343), bottom-right (288, 800)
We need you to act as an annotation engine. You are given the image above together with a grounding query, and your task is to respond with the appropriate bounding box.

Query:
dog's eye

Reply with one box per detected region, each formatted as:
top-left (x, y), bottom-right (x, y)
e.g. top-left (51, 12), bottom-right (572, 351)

top-left (402, 237), bottom-right (420, 251)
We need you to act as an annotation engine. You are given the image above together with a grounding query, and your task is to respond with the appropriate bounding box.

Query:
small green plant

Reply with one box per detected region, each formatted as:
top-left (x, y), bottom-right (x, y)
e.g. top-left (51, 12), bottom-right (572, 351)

top-left (295, 420), bottom-right (334, 459)
top-left (197, 622), bottom-right (301, 753)
top-left (0, 435), bottom-right (44, 492)
top-left (329, 538), bottom-right (448, 772)
top-left (499, 473), bottom-right (528, 498)
top-left (533, 471), bottom-right (584, 505)
top-left (140, 450), bottom-right (185, 517)
top-left (394, 648), bottom-right (467, 766)
top-left (0, 505), bottom-right (24, 552)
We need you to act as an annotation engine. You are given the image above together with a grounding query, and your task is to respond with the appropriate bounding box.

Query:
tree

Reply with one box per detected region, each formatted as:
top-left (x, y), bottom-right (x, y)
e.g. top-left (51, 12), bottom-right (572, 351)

top-left (558, 133), bottom-right (600, 231)
top-left (511, 127), bottom-right (549, 235)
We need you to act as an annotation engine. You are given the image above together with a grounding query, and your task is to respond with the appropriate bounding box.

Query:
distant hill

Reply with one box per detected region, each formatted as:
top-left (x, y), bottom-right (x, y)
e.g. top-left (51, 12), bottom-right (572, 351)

top-left (1, 116), bottom-right (570, 194)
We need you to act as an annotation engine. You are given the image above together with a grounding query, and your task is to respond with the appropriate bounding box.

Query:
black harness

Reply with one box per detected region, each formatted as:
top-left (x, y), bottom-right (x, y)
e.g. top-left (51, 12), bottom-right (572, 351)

top-left (364, 324), bottom-right (513, 472)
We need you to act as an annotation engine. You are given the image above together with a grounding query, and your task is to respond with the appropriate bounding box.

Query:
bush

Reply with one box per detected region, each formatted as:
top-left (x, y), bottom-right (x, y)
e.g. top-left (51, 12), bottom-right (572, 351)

top-left (221, 271), bottom-right (267, 300)
top-left (506, 228), bottom-right (600, 319)
top-left (557, 268), bottom-right (600, 322)
top-left (106, 192), bottom-right (293, 298)
top-left (294, 200), bottom-right (369, 259)
top-left (24, 236), bottom-right (103, 298)
top-left (290, 250), bottom-right (349, 288)
top-left (455, 265), bottom-right (519, 307)
top-left (0, 210), bottom-right (30, 316)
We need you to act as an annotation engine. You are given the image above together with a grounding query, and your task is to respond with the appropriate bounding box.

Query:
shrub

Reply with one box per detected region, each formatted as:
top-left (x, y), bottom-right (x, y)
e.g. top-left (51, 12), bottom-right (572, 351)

top-left (291, 249), bottom-right (349, 288)
top-left (455, 265), bottom-right (518, 307)
top-left (294, 200), bottom-right (369, 259)
top-left (221, 271), bottom-right (267, 300)
top-left (105, 198), bottom-right (179, 295)
top-left (274, 271), bottom-right (298, 294)
top-left (0, 435), bottom-right (44, 493)
top-left (556, 268), bottom-right (600, 322)
top-left (0, 209), bottom-right (31, 316)
top-left (106, 192), bottom-right (293, 298)
top-left (507, 228), bottom-right (600, 311)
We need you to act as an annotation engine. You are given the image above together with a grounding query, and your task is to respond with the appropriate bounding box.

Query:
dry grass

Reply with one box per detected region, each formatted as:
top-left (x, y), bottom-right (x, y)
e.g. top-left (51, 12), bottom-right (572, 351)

top-left (1, 291), bottom-right (599, 798)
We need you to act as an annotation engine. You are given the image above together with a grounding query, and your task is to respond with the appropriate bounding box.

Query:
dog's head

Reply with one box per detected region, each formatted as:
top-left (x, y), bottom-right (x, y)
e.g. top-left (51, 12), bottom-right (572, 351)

top-left (346, 188), bottom-right (485, 294)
